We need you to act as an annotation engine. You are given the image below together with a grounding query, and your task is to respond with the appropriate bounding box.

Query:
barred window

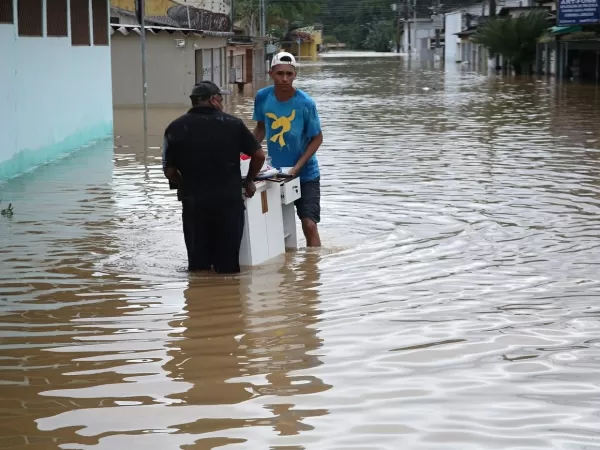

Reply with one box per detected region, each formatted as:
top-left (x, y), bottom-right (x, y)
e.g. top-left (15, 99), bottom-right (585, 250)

top-left (18, 0), bottom-right (43, 36)
top-left (0, 0), bottom-right (14, 23)
top-left (47, 0), bottom-right (67, 37)
top-left (70, 0), bottom-right (90, 46)
top-left (92, 0), bottom-right (108, 45)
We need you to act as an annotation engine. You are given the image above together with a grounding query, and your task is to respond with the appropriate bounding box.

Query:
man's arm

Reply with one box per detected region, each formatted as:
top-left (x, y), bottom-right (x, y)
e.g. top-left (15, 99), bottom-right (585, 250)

top-left (240, 121), bottom-right (266, 198)
top-left (162, 132), bottom-right (182, 187)
top-left (252, 120), bottom-right (266, 144)
top-left (247, 148), bottom-right (266, 181)
top-left (251, 91), bottom-right (266, 144)
top-left (290, 102), bottom-right (323, 176)
top-left (290, 132), bottom-right (323, 176)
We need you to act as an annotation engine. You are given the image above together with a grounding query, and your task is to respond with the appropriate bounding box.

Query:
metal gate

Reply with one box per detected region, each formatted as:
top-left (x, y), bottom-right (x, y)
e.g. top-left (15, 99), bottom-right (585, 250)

top-left (202, 49), bottom-right (212, 81)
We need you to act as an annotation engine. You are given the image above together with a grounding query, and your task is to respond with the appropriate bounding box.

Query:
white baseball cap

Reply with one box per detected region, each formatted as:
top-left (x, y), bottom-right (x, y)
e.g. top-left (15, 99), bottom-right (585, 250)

top-left (271, 51), bottom-right (297, 69)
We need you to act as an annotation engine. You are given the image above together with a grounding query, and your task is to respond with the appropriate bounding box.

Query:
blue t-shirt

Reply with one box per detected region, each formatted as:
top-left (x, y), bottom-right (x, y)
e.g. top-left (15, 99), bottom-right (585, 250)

top-left (253, 86), bottom-right (321, 182)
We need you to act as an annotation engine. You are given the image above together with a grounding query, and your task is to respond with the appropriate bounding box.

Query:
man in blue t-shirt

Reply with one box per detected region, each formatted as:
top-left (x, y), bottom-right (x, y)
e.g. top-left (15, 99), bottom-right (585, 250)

top-left (252, 52), bottom-right (324, 247)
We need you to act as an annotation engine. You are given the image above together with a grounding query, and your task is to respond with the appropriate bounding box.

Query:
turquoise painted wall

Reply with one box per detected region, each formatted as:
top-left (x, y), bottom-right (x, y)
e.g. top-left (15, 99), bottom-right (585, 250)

top-left (0, 0), bottom-right (113, 182)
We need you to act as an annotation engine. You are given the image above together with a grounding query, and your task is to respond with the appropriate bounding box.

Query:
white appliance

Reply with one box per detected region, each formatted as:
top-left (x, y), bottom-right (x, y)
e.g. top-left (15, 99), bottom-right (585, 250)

top-left (239, 177), bottom-right (301, 266)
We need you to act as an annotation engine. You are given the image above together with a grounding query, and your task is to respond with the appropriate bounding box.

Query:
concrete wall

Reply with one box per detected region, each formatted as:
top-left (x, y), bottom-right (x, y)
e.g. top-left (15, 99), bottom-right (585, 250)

top-left (402, 19), bottom-right (437, 54)
top-left (0, 0), bottom-right (113, 182)
top-left (228, 45), bottom-right (256, 83)
top-left (111, 32), bottom-right (228, 106)
top-left (110, 12), bottom-right (138, 25)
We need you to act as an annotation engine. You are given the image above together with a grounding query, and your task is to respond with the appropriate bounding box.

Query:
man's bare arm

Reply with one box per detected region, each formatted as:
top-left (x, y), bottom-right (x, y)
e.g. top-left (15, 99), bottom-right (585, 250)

top-left (247, 148), bottom-right (266, 181)
top-left (291, 132), bottom-right (323, 176)
top-left (253, 121), bottom-right (266, 143)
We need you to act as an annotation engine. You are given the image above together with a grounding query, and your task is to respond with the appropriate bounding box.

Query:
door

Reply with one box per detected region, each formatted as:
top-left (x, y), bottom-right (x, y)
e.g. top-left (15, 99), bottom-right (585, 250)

top-left (195, 49), bottom-right (203, 83)
top-left (202, 49), bottom-right (212, 81)
top-left (213, 48), bottom-right (222, 86)
top-left (245, 48), bottom-right (253, 82)
top-left (234, 54), bottom-right (243, 82)
top-left (221, 47), bottom-right (226, 85)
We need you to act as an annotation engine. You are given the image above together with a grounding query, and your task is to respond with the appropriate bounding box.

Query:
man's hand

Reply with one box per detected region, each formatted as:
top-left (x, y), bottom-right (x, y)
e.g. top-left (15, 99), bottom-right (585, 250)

top-left (243, 179), bottom-right (257, 198)
top-left (164, 167), bottom-right (182, 186)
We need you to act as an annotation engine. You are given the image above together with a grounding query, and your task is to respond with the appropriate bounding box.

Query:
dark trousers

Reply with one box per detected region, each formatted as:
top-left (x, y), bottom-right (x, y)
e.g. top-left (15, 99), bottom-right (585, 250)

top-left (182, 199), bottom-right (245, 274)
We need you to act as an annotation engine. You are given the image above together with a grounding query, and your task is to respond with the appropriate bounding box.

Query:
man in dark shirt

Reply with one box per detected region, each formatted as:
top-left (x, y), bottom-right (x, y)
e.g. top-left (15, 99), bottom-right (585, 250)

top-left (162, 81), bottom-right (265, 274)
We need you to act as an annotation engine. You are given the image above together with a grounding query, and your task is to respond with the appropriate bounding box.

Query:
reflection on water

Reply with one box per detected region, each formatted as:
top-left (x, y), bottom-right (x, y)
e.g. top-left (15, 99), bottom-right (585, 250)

top-left (2, 54), bottom-right (600, 449)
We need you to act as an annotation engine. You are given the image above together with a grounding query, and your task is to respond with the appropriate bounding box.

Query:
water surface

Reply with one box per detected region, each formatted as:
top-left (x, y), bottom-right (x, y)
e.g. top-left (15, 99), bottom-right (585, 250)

top-left (2, 55), bottom-right (600, 449)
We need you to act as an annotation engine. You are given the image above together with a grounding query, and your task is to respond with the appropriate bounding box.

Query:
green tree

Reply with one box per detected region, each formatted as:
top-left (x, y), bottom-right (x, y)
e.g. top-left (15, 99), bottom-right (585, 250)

top-left (363, 20), bottom-right (393, 51)
top-left (472, 10), bottom-right (549, 75)
top-left (322, 0), bottom-right (395, 49)
top-left (234, 0), bottom-right (260, 36)
top-left (234, 0), bottom-right (323, 37)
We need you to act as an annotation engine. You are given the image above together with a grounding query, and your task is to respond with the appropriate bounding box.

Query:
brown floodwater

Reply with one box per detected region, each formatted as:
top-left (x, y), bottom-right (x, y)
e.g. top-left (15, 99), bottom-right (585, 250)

top-left (2, 53), bottom-right (600, 449)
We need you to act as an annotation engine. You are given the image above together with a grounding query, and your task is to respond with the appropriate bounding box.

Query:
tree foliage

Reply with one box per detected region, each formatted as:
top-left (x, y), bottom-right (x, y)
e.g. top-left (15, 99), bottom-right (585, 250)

top-left (324, 0), bottom-right (395, 50)
top-left (233, 0), bottom-right (395, 51)
top-left (472, 10), bottom-right (549, 74)
top-left (363, 20), bottom-right (393, 52)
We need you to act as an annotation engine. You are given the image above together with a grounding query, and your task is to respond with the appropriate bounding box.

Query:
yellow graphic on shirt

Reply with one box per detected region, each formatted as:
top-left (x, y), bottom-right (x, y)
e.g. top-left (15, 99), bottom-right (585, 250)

top-left (265, 110), bottom-right (296, 147)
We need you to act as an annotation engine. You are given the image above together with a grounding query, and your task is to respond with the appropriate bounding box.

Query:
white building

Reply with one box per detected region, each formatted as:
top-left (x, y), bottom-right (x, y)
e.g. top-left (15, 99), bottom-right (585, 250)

top-left (0, 0), bottom-right (113, 181)
top-left (401, 18), bottom-right (439, 56)
top-left (110, 23), bottom-right (231, 106)
top-left (444, 0), bottom-right (531, 64)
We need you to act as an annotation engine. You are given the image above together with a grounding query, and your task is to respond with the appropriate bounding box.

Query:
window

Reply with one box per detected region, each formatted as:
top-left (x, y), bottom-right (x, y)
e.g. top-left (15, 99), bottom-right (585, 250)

top-left (92, 0), bottom-right (108, 45)
top-left (110, 16), bottom-right (119, 24)
top-left (47, 0), bottom-right (67, 37)
top-left (18, 0), bottom-right (43, 36)
top-left (70, 0), bottom-right (90, 46)
top-left (0, 0), bottom-right (14, 23)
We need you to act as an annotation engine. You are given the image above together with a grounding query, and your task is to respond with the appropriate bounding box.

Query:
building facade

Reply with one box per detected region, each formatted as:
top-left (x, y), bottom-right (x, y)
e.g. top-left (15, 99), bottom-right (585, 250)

top-left (281, 26), bottom-right (323, 60)
top-left (444, 0), bottom-right (529, 64)
top-left (0, 0), bottom-right (113, 181)
top-left (110, 24), bottom-right (230, 106)
top-left (401, 18), bottom-right (439, 56)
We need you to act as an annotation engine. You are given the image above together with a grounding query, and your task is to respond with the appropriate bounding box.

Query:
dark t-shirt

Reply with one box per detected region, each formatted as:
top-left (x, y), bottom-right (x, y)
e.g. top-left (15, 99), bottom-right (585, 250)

top-left (162, 106), bottom-right (260, 206)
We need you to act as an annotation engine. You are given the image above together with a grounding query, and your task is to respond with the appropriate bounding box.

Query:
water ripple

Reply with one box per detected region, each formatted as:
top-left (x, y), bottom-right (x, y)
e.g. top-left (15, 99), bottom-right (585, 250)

top-left (1, 55), bottom-right (600, 449)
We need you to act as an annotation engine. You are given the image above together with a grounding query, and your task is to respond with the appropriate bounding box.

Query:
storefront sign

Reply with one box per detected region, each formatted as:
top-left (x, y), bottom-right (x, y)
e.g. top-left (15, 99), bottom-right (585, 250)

top-left (558, 0), bottom-right (600, 25)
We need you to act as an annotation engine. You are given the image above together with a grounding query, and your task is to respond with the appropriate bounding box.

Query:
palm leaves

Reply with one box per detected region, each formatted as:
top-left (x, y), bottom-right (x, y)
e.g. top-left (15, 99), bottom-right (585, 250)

top-left (472, 9), bottom-right (549, 74)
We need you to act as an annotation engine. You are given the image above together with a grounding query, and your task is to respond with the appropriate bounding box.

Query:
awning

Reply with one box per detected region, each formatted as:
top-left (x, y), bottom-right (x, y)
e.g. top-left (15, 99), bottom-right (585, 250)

top-left (549, 25), bottom-right (582, 34)
top-left (109, 23), bottom-right (233, 37)
top-left (454, 29), bottom-right (476, 38)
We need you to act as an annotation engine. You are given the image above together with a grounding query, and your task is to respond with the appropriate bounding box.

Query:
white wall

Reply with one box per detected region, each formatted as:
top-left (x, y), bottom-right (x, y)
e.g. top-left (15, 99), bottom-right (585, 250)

top-left (402, 19), bottom-right (436, 54)
top-left (0, 0), bottom-right (113, 181)
top-left (444, 0), bottom-right (527, 62)
top-left (444, 11), bottom-right (463, 62)
top-left (111, 32), bottom-right (227, 106)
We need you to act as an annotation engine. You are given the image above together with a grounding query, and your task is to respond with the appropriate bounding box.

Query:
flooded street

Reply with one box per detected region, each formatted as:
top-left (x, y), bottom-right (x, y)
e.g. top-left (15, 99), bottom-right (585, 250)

top-left (3, 54), bottom-right (600, 449)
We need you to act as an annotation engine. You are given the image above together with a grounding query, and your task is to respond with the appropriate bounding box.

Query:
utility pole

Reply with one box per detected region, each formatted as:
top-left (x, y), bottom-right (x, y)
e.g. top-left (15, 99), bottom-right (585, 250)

top-left (259, 0), bottom-right (265, 37)
top-left (393, 3), bottom-right (400, 53)
top-left (259, 0), bottom-right (267, 75)
top-left (185, 0), bottom-right (191, 28)
top-left (413, 0), bottom-right (417, 56)
top-left (405, 0), bottom-right (411, 54)
top-left (433, 0), bottom-right (440, 49)
top-left (135, 0), bottom-right (148, 138)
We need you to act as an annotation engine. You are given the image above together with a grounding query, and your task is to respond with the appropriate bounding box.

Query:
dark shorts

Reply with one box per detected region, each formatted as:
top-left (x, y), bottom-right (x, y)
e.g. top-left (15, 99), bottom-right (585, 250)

top-left (295, 177), bottom-right (320, 224)
top-left (181, 199), bottom-right (245, 274)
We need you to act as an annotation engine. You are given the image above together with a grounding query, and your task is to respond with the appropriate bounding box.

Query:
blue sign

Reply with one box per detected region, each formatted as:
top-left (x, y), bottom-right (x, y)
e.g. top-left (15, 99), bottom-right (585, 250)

top-left (558, 0), bottom-right (600, 25)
